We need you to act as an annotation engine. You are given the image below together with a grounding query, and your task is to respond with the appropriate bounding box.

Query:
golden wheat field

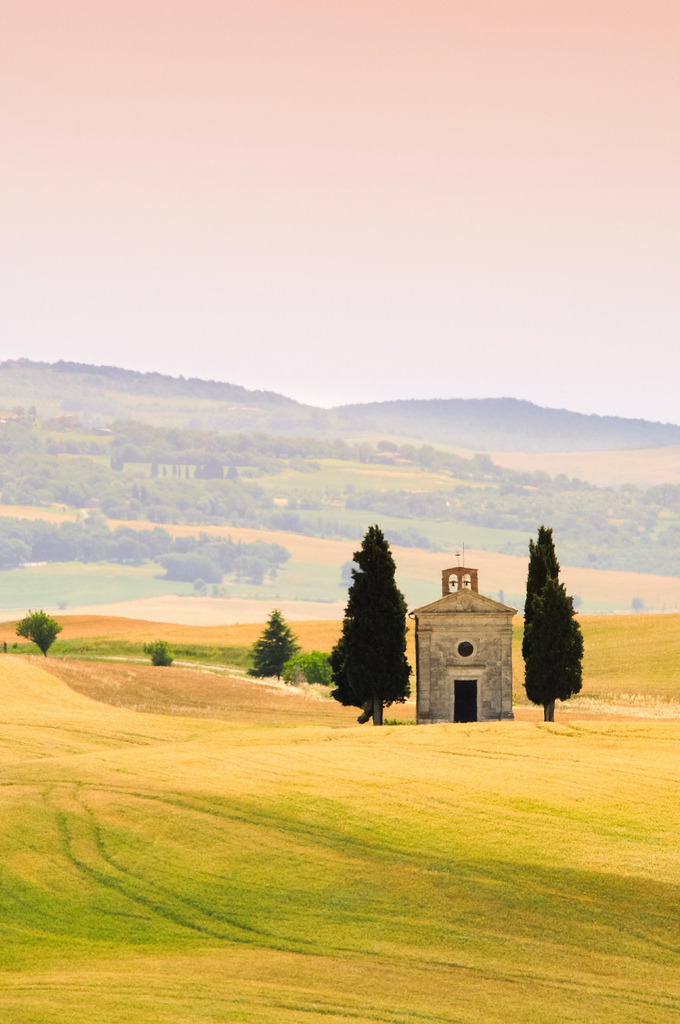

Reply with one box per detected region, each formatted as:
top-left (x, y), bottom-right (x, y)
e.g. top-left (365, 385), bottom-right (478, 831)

top-left (0, 612), bottom-right (343, 648)
top-left (43, 658), bottom-right (373, 726)
top-left (38, 656), bottom-right (659, 727)
top-left (1, 654), bottom-right (680, 1022)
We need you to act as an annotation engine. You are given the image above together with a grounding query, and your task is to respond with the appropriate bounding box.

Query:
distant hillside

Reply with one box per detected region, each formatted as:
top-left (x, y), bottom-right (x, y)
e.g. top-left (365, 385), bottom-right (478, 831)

top-left (3, 359), bottom-right (680, 452)
top-left (331, 397), bottom-right (680, 452)
top-left (0, 359), bottom-right (309, 434)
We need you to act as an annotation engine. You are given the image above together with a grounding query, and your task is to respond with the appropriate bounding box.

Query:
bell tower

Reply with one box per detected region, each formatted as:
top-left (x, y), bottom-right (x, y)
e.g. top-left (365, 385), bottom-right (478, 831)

top-left (441, 564), bottom-right (479, 595)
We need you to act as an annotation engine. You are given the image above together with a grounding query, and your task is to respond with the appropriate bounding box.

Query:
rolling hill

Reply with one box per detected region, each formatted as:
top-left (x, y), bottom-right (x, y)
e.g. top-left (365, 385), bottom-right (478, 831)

top-left (4, 358), bottom-right (680, 451)
top-left (332, 396), bottom-right (680, 451)
top-left (1, 653), bottom-right (680, 1022)
top-left (7, 609), bottom-right (680, 708)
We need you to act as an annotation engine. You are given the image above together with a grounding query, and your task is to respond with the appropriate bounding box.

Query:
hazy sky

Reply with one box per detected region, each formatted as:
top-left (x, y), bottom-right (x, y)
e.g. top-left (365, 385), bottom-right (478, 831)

top-left (2, 1), bottom-right (679, 421)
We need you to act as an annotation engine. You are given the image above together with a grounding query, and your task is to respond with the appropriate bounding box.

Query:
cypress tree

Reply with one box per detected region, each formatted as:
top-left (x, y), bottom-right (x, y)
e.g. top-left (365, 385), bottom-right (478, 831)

top-left (330, 524), bottom-right (411, 725)
top-left (249, 609), bottom-right (299, 679)
top-left (524, 577), bottom-right (583, 721)
top-left (522, 525), bottom-right (560, 662)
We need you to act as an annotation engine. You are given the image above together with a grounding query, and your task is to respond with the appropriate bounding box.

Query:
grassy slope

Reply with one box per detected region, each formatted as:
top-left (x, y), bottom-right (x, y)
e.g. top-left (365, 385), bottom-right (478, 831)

top-left (569, 613), bottom-right (680, 701)
top-left (42, 658), bottom-right (365, 725)
top-left (1, 656), bottom-right (680, 1022)
top-left (5, 610), bottom-right (680, 704)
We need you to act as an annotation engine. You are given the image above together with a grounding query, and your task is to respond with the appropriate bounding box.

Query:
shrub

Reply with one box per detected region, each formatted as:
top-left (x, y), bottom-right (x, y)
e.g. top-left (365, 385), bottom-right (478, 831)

top-left (143, 640), bottom-right (174, 666)
top-left (282, 651), bottom-right (332, 686)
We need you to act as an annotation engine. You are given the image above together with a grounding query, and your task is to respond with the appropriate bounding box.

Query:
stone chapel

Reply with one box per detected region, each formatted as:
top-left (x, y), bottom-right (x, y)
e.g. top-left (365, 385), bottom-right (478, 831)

top-left (411, 564), bottom-right (516, 723)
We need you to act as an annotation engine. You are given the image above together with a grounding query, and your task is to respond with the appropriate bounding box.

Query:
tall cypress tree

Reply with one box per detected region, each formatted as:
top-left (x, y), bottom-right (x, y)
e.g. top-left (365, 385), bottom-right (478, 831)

top-left (330, 524), bottom-right (411, 725)
top-left (524, 577), bottom-right (583, 721)
top-left (522, 525), bottom-right (560, 661)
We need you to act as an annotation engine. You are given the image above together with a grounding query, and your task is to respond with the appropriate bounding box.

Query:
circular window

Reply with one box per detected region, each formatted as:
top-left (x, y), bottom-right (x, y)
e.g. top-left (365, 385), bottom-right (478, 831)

top-left (457, 641), bottom-right (474, 658)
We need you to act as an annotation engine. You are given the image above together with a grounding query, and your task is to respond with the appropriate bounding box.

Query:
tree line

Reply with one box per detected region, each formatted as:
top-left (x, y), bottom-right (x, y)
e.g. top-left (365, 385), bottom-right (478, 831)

top-left (6, 417), bottom-right (680, 571)
top-left (0, 515), bottom-right (290, 584)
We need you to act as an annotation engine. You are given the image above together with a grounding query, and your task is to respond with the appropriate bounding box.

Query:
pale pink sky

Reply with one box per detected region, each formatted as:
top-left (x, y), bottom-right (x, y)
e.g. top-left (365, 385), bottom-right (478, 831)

top-left (2, 1), bottom-right (679, 419)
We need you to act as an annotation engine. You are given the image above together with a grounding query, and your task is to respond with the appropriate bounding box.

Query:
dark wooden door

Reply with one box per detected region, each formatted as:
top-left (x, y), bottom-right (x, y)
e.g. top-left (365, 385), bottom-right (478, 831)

top-left (454, 680), bottom-right (477, 722)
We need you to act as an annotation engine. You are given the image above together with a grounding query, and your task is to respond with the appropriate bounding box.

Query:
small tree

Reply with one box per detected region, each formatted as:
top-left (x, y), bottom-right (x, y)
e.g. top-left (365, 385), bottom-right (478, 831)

top-left (249, 610), bottom-right (299, 679)
top-left (524, 577), bottom-right (583, 721)
top-left (15, 610), bottom-right (62, 657)
top-left (330, 524), bottom-right (411, 725)
top-left (143, 640), bottom-right (174, 666)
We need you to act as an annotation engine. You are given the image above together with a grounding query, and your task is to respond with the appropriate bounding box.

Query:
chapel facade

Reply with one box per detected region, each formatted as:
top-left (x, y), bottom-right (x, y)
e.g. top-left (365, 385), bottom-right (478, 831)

top-left (411, 564), bottom-right (516, 723)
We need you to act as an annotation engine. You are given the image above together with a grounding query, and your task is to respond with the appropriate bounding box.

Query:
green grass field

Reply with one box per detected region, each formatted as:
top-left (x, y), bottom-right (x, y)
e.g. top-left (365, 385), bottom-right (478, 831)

top-left (0, 557), bottom-right (345, 615)
top-left (256, 457), bottom-right (472, 494)
top-left (0, 562), bottom-right (195, 611)
top-left (11, 635), bottom-right (255, 671)
top-left (1, 654), bottom-right (680, 1022)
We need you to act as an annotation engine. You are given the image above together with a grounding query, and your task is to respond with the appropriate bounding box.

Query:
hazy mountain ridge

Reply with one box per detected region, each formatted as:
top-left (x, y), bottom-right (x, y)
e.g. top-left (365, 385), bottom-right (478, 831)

top-left (3, 359), bottom-right (680, 452)
top-left (331, 398), bottom-right (680, 452)
top-left (49, 360), bottom-right (299, 405)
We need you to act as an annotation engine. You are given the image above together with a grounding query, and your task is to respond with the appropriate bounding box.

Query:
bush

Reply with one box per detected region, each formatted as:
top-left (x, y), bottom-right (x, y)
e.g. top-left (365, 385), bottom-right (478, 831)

top-left (143, 640), bottom-right (174, 666)
top-left (282, 650), bottom-right (332, 686)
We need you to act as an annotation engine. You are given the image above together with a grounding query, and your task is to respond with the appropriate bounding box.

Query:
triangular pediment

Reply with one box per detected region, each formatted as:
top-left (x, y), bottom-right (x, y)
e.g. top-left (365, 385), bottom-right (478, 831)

top-left (412, 589), bottom-right (517, 615)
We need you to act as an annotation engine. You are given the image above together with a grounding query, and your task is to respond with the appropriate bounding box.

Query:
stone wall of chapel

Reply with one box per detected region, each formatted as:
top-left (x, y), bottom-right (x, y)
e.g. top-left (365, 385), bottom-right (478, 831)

top-left (416, 610), bottom-right (514, 723)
